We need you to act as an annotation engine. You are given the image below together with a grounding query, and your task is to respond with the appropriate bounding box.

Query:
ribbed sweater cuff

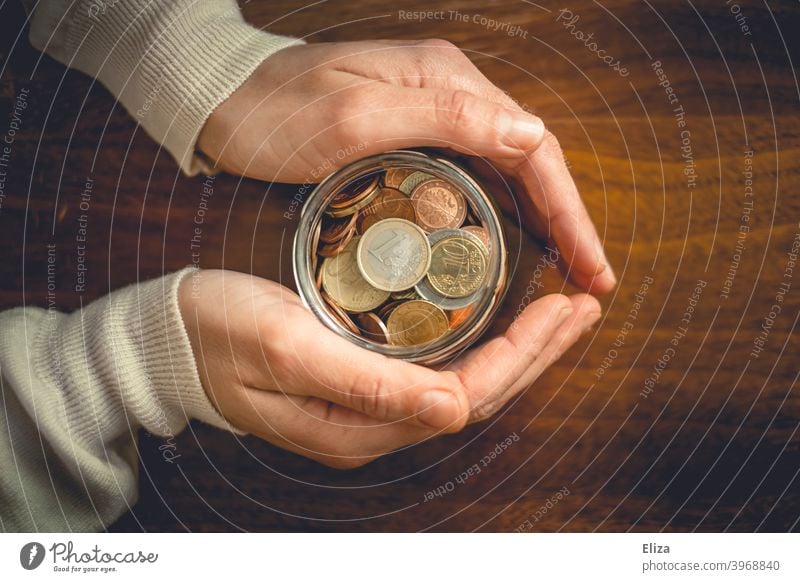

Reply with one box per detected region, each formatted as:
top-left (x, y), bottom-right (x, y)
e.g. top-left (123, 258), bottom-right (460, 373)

top-left (132, 268), bottom-right (247, 435)
top-left (29, 0), bottom-right (305, 175)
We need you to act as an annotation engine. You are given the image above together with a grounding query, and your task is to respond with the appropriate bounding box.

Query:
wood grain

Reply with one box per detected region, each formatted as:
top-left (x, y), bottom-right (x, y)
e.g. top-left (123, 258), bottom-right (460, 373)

top-left (0, 0), bottom-right (797, 532)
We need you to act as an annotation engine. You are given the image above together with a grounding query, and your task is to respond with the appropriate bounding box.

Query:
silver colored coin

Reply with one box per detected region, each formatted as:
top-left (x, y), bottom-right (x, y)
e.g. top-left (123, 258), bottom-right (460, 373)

top-left (356, 218), bottom-right (432, 292)
top-left (415, 278), bottom-right (484, 310)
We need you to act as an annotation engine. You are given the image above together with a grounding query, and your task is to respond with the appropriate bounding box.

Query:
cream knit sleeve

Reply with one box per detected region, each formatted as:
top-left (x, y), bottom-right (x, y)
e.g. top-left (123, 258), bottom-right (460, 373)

top-left (26, 0), bottom-right (305, 175)
top-left (0, 269), bottom-right (241, 531)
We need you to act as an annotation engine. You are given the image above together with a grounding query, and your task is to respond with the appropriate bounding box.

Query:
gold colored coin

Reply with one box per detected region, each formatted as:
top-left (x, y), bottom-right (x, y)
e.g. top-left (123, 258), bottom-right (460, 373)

top-left (427, 236), bottom-right (488, 298)
top-left (321, 237), bottom-right (389, 312)
top-left (320, 290), bottom-right (360, 335)
top-left (398, 171), bottom-right (434, 195)
top-left (386, 300), bottom-right (449, 346)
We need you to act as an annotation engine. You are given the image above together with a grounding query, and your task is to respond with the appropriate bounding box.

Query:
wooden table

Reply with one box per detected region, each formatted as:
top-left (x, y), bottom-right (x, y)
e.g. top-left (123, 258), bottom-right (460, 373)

top-left (1, 0), bottom-right (797, 531)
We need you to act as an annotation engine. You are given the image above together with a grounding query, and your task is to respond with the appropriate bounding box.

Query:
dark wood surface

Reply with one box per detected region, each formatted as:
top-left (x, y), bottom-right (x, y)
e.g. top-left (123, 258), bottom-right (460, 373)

top-left (1, 0), bottom-right (797, 532)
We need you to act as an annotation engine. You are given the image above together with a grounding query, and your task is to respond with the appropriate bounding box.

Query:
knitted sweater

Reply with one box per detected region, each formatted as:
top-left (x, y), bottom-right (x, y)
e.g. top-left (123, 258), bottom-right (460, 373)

top-left (1, 0), bottom-right (302, 531)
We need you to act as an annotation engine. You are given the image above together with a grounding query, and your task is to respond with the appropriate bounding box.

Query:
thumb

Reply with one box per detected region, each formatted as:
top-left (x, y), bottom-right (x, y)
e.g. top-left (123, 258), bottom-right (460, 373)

top-left (365, 85), bottom-right (546, 157)
top-left (280, 319), bottom-right (469, 431)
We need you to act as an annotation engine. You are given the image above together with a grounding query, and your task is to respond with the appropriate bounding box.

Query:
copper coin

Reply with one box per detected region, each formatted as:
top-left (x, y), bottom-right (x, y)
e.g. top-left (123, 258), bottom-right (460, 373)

top-left (327, 185), bottom-right (381, 218)
top-left (319, 212), bottom-right (358, 244)
top-left (311, 220), bottom-right (321, 272)
top-left (357, 188), bottom-right (416, 233)
top-left (384, 167), bottom-right (416, 189)
top-left (462, 225), bottom-right (491, 253)
top-left (318, 224), bottom-right (355, 258)
top-left (320, 290), bottom-right (360, 335)
top-left (410, 179), bottom-right (467, 232)
top-left (315, 262), bottom-right (324, 288)
top-left (329, 174), bottom-right (379, 209)
top-left (356, 212), bottom-right (382, 235)
top-left (448, 305), bottom-right (475, 328)
top-left (354, 312), bottom-right (389, 343)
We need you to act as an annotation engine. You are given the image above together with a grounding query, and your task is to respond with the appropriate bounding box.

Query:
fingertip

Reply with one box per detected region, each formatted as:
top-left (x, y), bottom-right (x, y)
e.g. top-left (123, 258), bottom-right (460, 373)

top-left (415, 388), bottom-right (469, 431)
top-left (541, 293), bottom-right (575, 318)
top-left (569, 267), bottom-right (617, 295)
top-left (568, 292), bottom-right (602, 314)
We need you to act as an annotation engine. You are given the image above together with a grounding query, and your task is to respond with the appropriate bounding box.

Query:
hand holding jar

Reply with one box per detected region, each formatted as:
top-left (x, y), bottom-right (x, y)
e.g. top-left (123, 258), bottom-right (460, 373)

top-left (187, 39), bottom-right (612, 468)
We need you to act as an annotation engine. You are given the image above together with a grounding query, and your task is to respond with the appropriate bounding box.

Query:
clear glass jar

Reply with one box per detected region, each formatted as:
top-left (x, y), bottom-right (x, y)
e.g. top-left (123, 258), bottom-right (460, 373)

top-left (293, 149), bottom-right (508, 364)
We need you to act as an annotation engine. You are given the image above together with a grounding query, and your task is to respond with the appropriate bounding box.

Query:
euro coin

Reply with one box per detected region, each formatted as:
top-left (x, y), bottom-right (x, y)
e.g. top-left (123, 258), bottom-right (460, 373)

top-left (410, 179), bottom-right (467, 232)
top-left (427, 235), bottom-right (488, 298)
top-left (462, 225), bottom-right (491, 253)
top-left (357, 187), bottom-right (416, 234)
top-left (386, 300), bottom-right (449, 346)
top-left (398, 171), bottom-right (435, 195)
top-left (356, 218), bottom-right (431, 292)
top-left (327, 174), bottom-right (381, 217)
top-left (321, 237), bottom-right (389, 312)
top-left (384, 167), bottom-right (416, 189)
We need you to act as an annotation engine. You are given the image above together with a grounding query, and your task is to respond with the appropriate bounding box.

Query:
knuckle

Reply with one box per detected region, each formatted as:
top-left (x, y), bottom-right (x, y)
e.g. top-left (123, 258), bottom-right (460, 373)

top-left (314, 442), bottom-right (375, 470)
top-left (436, 90), bottom-right (478, 133)
top-left (327, 97), bottom-right (358, 141)
top-left (418, 38), bottom-right (458, 52)
top-left (519, 335), bottom-right (546, 359)
top-left (348, 370), bottom-right (392, 419)
top-left (327, 91), bottom-right (372, 141)
top-left (539, 293), bottom-right (572, 314)
top-left (470, 402), bottom-right (497, 423)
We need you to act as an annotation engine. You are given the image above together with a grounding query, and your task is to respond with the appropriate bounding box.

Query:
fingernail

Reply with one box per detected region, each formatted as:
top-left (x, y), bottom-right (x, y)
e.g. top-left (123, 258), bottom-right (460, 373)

top-left (498, 109), bottom-right (545, 149)
top-left (416, 389), bottom-right (462, 429)
top-left (582, 310), bottom-right (601, 334)
top-left (558, 306), bottom-right (574, 324)
top-left (593, 237), bottom-right (616, 283)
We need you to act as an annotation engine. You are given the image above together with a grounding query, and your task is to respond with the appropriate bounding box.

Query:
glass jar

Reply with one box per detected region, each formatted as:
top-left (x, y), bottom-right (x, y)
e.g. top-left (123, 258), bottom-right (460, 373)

top-left (293, 149), bottom-right (508, 365)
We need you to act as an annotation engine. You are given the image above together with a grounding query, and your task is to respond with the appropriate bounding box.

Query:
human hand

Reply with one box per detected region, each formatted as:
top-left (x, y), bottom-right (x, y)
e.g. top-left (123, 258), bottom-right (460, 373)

top-left (179, 269), bottom-right (600, 468)
top-left (198, 40), bottom-right (616, 294)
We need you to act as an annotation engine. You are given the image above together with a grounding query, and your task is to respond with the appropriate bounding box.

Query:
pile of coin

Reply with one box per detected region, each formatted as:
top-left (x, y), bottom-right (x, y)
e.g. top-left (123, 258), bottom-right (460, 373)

top-left (313, 167), bottom-right (492, 347)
